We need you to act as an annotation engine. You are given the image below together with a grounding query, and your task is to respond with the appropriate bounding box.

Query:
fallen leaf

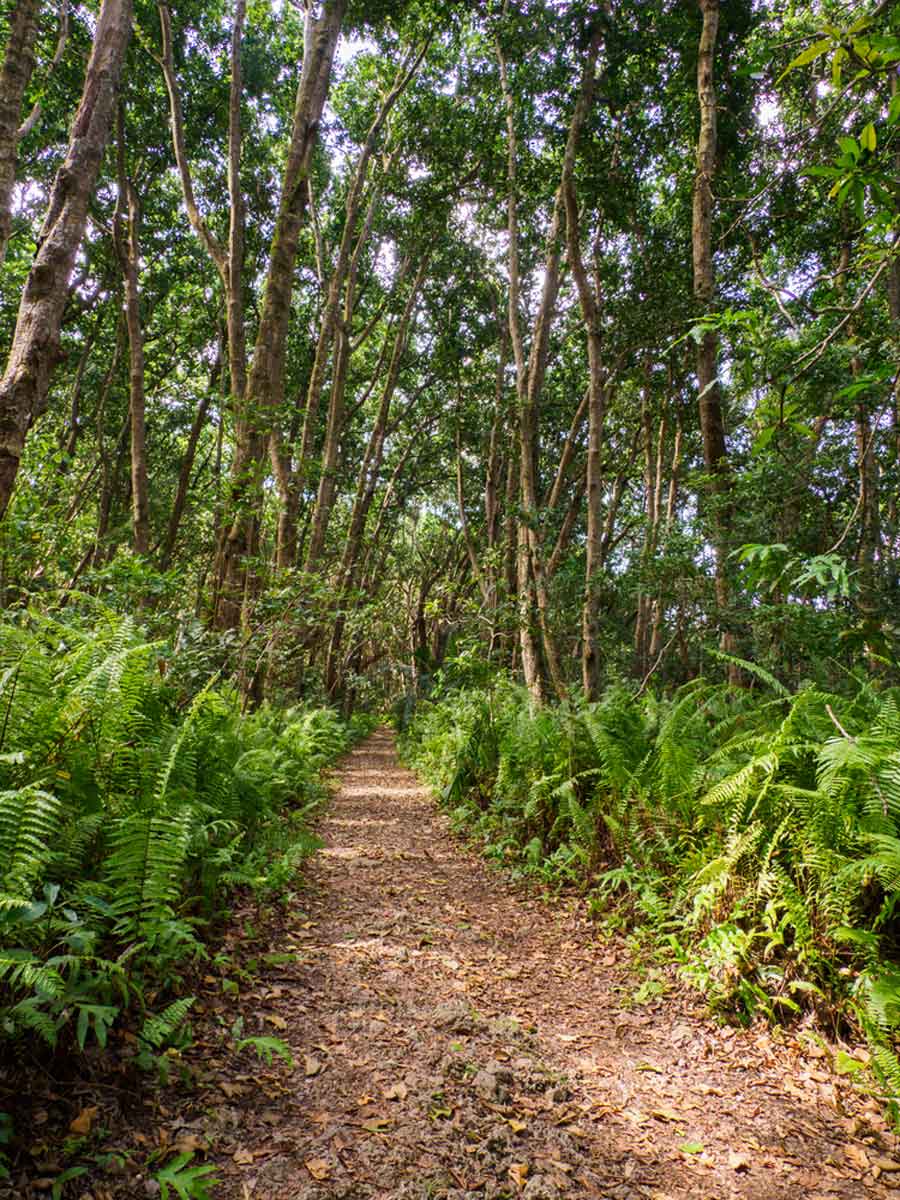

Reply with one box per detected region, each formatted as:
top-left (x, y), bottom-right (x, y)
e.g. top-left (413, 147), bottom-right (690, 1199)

top-left (174, 1134), bottom-right (206, 1155)
top-left (361, 1117), bottom-right (391, 1133)
top-left (305, 1158), bottom-right (331, 1181)
top-left (304, 1055), bottom-right (323, 1077)
top-left (845, 1145), bottom-right (870, 1173)
top-left (508, 1162), bottom-right (529, 1188)
top-left (384, 1082), bottom-right (409, 1101)
top-left (69, 1106), bottom-right (98, 1135)
top-left (876, 1158), bottom-right (900, 1173)
top-left (651, 1107), bottom-right (680, 1123)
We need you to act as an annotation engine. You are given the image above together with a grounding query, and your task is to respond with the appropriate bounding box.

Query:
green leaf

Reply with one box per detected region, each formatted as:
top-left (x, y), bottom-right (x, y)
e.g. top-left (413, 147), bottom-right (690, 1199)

top-left (835, 1050), bottom-right (867, 1076)
top-left (780, 37), bottom-right (833, 80)
top-left (51, 1167), bottom-right (88, 1200)
top-left (155, 1153), bottom-right (219, 1200)
top-left (860, 123), bottom-right (877, 152)
top-left (236, 1035), bottom-right (294, 1068)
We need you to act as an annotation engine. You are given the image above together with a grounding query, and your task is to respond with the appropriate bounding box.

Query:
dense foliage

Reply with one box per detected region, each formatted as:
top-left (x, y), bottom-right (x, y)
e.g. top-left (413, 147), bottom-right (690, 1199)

top-left (401, 670), bottom-right (900, 1105)
top-left (3, 0), bottom-right (900, 1153)
top-left (0, 604), bottom-right (362, 1060)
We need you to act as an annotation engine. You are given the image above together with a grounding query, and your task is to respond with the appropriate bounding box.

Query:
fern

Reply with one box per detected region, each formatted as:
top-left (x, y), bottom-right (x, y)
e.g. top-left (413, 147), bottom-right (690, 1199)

top-left (0, 787), bottom-right (61, 892)
top-left (140, 997), bottom-right (195, 1049)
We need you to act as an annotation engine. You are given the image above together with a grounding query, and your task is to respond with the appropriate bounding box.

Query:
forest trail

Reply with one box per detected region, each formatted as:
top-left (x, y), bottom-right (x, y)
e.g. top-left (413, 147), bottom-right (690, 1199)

top-left (206, 731), bottom-right (900, 1200)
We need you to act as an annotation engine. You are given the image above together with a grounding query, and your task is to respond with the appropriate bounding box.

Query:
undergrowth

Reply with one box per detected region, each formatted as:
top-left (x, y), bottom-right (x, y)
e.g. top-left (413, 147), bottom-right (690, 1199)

top-left (399, 666), bottom-right (900, 1114)
top-left (0, 602), bottom-right (368, 1066)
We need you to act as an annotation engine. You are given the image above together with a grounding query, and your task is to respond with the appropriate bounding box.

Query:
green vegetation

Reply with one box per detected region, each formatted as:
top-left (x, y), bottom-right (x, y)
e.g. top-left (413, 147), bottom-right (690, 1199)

top-left (4, 0), bottom-right (900, 1170)
top-left (401, 667), bottom-right (900, 1104)
top-left (0, 604), bottom-right (361, 1059)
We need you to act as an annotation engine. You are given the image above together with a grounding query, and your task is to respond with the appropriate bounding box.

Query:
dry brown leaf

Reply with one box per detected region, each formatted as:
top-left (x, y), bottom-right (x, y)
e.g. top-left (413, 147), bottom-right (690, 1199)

top-left (651, 1107), bottom-right (680, 1123)
top-left (69, 1106), bottom-right (98, 1135)
top-left (174, 1134), bottom-right (206, 1155)
top-left (508, 1162), bottom-right (529, 1189)
top-left (304, 1055), bottom-right (323, 1077)
top-left (876, 1157), bottom-right (900, 1173)
top-left (844, 1145), bottom-right (870, 1173)
top-left (305, 1158), bottom-right (331, 1181)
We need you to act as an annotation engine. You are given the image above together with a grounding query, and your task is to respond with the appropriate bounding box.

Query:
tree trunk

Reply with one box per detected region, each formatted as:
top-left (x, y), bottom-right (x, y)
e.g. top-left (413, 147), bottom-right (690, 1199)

top-left (114, 108), bottom-right (150, 557)
top-left (0, 0), bottom-right (133, 521)
top-left (159, 340), bottom-right (220, 569)
top-left (214, 0), bottom-right (346, 628)
top-left (692, 0), bottom-right (737, 677)
top-left (294, 56), bottom-right (421, 572)
top-left (157, 0), bottom-right (247, 404)
top-left (0, 0), bottom-right (41, 265)
top-left (561, 27), bottom-right (603, 697)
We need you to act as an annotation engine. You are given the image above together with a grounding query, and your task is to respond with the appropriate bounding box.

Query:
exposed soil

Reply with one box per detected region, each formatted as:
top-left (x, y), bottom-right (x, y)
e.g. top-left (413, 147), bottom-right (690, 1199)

top-left (8, 729), bottom-right (900, 1199)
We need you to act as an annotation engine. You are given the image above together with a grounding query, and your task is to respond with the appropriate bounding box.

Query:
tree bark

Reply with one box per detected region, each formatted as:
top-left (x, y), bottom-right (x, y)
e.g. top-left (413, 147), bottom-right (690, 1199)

top-left (158, 339), bottom-right (220, 569)
top-left (692, 0), bottom-right (736, 675)
top-left (561, 27), bottom-right (603, 698)
top-left (292, 51), bottom-right (423, 571)
top-left (114, 108), bottom-right (150, 557)
top-left (157, 0), bottom-right (247, 405)
top-left (0, 0), bottom-right (133, 521)
top-left (0, 0), bottom-right (41, 265)
top-left (214, 0), bottom-right (345, 628)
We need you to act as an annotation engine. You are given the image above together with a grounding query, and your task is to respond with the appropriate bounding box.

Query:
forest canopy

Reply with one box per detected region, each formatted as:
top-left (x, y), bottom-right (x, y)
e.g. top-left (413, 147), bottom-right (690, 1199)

top-left (0, 0), bottom-right (895, 705)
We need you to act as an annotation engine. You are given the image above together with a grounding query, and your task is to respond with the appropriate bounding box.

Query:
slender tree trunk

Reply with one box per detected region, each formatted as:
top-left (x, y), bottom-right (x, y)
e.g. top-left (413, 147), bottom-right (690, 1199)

top-left (648, 386), bottom-right (678, 665)
top-left (335, 283), bottom-right (425, 580)
top-left (17, 0), bottom-right (70, 147)
top-left (214, 0), bottom-right (345, 628)
top-left (0, 0), bottom-right (41, 265)
top-left (159, 341), bottom-right (220, 569)
top-left (0, 0), bottom-right (133, 520)
top-left (561, 27), bottom-right (603, 697)
top-left (114, 109), bottom-right (150, 556)
top-left (157, 0), bottom-right (247, 403)
top-left (692, 0), bottom-right (737, 677)
top-left (59, 311), bottom-right (103, 466)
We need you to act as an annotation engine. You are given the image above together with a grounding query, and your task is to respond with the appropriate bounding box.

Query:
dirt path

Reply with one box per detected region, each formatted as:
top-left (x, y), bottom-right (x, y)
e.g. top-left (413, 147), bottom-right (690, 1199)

top-left (202, 730), bottom-right (900, 1200)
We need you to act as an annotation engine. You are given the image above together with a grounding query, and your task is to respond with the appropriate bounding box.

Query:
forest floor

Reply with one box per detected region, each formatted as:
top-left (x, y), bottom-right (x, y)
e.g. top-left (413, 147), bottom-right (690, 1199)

top-left (10, 729), bottom-right (900, 1200)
